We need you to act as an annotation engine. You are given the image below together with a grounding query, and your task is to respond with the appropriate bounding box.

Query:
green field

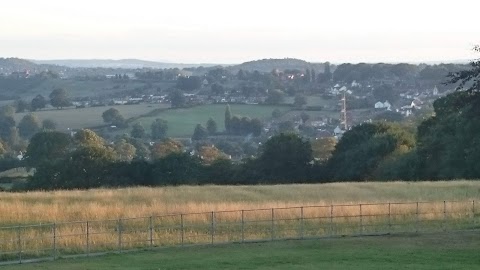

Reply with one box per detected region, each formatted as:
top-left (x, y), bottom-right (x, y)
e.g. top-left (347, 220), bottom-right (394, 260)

top-left (14, 104), bottom-right (169, 131)
top-left (134, 104), bottom-right (290, 138)
top-left (3, 231), bottom-right (480, 270)
top-left (284, 95), bottom-right (334, 107)
top-left (15, 79), bottom-right (176, 100)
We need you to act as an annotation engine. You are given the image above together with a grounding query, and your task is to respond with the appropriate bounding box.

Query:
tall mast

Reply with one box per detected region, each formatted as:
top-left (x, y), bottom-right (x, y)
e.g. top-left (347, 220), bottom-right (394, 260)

top-left (340, 91), bottom-right (347, 130)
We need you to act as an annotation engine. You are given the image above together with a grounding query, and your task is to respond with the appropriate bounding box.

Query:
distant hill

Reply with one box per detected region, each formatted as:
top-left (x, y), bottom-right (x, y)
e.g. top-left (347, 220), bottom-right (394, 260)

top-left (0, 58), bottom-right (40, 73)
top-left (32, 59), bottom-right (218, 69)
top-left (227, 58), bottom-right (326, 73)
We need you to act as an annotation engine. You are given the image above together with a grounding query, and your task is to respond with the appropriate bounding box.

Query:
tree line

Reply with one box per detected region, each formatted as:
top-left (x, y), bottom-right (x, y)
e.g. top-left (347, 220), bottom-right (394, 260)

top-left (5, 49), bottom-right (480, 190)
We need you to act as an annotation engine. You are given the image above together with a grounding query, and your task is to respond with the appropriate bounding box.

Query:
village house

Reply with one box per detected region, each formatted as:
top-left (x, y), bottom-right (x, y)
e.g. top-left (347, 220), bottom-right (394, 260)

top-left (374, 101), bottom-right (392, 110)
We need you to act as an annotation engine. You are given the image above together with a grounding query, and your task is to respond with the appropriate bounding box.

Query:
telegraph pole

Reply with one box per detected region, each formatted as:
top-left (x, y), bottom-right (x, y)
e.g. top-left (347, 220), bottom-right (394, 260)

top-left (340, 91), bottom-right (347, 130)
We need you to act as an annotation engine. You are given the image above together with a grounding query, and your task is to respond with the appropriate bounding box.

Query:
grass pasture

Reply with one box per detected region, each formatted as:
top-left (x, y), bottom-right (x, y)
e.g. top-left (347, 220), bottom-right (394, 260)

top-left (3, 231), bottom-right (480, 270)
top-left (284, 95), bottom-right (334, 107)
top-left (1, 181), bottom-right (480, 262)
top-left (1, 181), bottom-right (480, 226)
top-left (133, 104), bottom-right (290, 138)
top-left (20, 79), bottom-right (176, 100)
top-left (14, 104), bottom-right (169, 131)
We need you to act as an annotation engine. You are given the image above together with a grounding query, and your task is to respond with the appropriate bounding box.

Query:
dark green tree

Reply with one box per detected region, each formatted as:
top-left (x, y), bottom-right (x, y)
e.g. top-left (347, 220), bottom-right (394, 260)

top-left (151, 118), bottom-right (168, 140)
top-left (0, 115), bottom-right (15, 141)
top-left (250, 118), bottom-right (263, 137)
top-left (42, 119), bottom-right (57, 130)
top-left (265, 89), bottom-right (285, 105)
top-left (31, 95), bottom-right (47, 111)
top-left (14, 100), bottom-right (29, 113)
top-left (131, 122), bottom-right (146, 138)
top-left (257, 133), bottom-right (313, 182)
top-left (294, 94), bottom-right (308, 108)
top-left (169, 89), bottom-right (186, 108)
top-left (211, 83), bottom-right (225, 95)
top-left (225, 104), bottom-right (232, 133)
top-left (192, 124), bottom-right (208, 141)
top-left (278, 120), bottom-right (296, 133)
top-left (374, 111), bottom-right (403, 122)
top-left (6, 127), bottom-right (20, 150)
top-left (447, 45), bottom-right (480, 93)
top-left (373, 84), bottom-right (397, 103)
top-left (151, 153), bottom-right (202, 185)
top-left (415, 91), bottom-right (480, 179)
top-left (102, 108), bottom-right (126, 127)
top-left (24, 131), bottom-right (72, 168)
top-left (411, 46), bottom-right (480, 180)
top-left (311, 69), bottom-right (316, 82)
top-left (206, 118), bottom-right (218, 135)
top-left (300, 112), bottom-right (310, 124)
top-left (304, 69), bottom-right (311, 83)
top-left (176, 76), bottom-right (202, 91)
top-left (49, 88), bottom-right (70, 109)
top-left (0, 105), bottom-right (15, 118)
top-left (326, 122), bottom-right (415, 181)
top-left (321, 62), bottom-right (332, 82)
top-left (18, 113), bottom-right (41, 138)
top-left (60, 145), bottom-right (116, 189)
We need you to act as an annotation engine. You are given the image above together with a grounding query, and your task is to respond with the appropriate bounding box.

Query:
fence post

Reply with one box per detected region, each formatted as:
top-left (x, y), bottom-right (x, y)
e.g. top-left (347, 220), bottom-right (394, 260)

top-left (388, 203), bottom-right (392, 233)
top-left (86, 221), bottom-right (90, 256)
top-left (473, 200), bottom-right (476, 228)
top-left (149, 216), bottom-right (153, 248)
top-left (443, 201), bottom-right (447, 232)
top-left (271, 208), bottom-right (275, 241)
top-left (17, 225), bottom-right (21, 263)
top-left (118, 219), bottom-right (122, 252)
top-left (330, 205), bottom-right (334, 237)
top-left (52, 223), bottom-right (56, 260)
top-left (359, 204), bottom-right (363, 235)
top-left (211, 211), bottom-right (215, 245)
top-left (415, 202), bottom-right (419, 233)
top-left (180, 214), bottom-right (184, 246)
top-left (300, 207), bottom-right (304, 239)
top-left (241, 210), bottom-right (245, 243)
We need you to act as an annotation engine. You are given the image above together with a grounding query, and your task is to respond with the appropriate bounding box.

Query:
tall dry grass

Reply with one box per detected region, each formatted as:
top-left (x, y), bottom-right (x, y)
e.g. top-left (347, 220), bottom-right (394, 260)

top-left (1, 181), bottom-right (479, 225)
top-left (1, 181), bottom-right (479, 261)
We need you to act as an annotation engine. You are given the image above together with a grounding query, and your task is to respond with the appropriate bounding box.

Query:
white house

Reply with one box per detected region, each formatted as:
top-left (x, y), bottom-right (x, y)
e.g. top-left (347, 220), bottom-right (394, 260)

top-left (334, 126), bottom-right (345, 136)
top-left (383, 101), bottom-right (392, 111)
top-left (411, 99), bottom-right (422, 109)
top-left (202, 79), bottom-right (209, 87)
top-left (113, 99), bottom-right (128, 105)
top-left (375, 101), bottom-right (392, 110)
top-left (351, 80), bottom-right (361, 88)
top-left (375, 101), bottom-right (384, 109)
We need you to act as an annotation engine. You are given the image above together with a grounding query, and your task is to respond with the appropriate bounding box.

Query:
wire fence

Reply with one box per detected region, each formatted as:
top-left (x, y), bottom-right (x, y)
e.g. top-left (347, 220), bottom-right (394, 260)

top-left (0, 200), bottom-right (478, 265)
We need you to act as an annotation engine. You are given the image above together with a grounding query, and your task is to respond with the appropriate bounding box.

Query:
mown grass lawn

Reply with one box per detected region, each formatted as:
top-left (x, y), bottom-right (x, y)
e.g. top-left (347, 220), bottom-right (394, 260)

top-left (14, 103), bottom-right (168, 131)
top-left (134, 104), bottom-right (290, 138)
top-left (4, 231), bottom-right (480, 270)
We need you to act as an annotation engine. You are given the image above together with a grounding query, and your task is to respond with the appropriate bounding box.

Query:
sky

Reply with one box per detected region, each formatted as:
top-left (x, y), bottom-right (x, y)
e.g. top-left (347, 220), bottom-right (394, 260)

top-left (1, 0), bottom-right (480, 64)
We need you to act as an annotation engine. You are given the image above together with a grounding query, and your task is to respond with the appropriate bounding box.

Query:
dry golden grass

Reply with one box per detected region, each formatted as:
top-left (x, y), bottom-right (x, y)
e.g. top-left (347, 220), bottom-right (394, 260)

top-left (1, 181), bottom-right (479, 261)
top-left (1, 181), bottom-right (479, 225)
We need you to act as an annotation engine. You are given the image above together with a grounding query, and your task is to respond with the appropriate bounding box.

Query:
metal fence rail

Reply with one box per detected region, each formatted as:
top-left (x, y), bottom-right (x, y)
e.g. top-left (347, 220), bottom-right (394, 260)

top-left (0, 200), bottom-right (478, 265)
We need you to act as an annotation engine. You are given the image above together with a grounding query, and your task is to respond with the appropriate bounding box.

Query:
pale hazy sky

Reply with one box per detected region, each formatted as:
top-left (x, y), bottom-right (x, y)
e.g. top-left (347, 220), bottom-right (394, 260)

top-left (1, 0), bottom-right (479, 64)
